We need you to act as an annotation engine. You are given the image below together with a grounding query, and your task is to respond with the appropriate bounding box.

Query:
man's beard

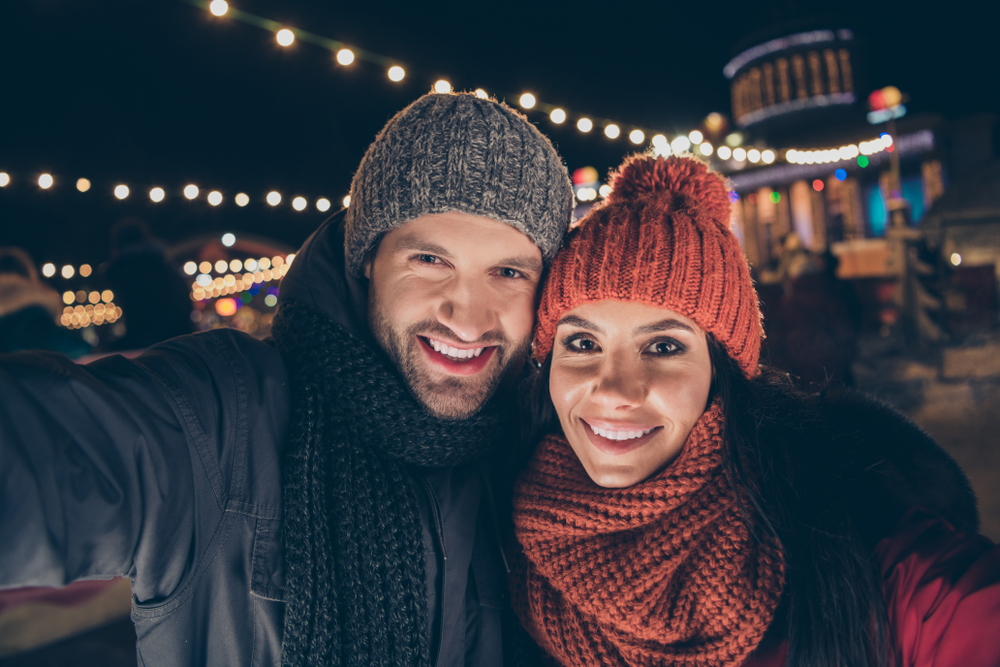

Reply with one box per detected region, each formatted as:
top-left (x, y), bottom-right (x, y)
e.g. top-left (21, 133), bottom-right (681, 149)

top-left (368, 296), bottom-right (530, 421)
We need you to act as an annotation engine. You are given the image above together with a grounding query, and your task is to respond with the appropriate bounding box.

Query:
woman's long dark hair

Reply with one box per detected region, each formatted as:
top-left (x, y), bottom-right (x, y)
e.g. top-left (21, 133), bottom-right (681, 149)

top-left (519, 335), bottom-right (890, 667)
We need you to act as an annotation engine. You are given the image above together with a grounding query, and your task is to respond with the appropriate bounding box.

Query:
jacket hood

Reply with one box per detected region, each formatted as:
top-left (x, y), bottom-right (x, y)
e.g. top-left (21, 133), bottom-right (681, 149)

top-left (277, 210), bottom-right (370, 339)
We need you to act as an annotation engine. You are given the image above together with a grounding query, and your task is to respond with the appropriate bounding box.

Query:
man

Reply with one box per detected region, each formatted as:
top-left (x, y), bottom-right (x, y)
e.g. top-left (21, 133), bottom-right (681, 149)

top-left (0, 92), bottom-right (574, 666)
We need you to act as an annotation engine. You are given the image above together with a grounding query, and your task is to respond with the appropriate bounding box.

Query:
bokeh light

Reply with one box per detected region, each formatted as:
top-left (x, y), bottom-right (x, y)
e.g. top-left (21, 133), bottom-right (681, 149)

top-left (519, 93), bottom-right (536, 109)
top-left (230, 259), bottom-right (243, 272)
top-left (150, 187), bottom-right (165, 202)
top-left (209, 0), bottom-right (228, 16)
top-left (184, 184), bottom-right (199, 200)
top-left (266, 191), bottom-right (281, 206)
top-left (41, 263), bottom-right (56, 278)
top-left (316, 197), bottom-right (331, 212)
top-left (215, 260), bottom-right (228, 272)
top-left (215, 298), bottom-right (238, 317)
top-left (388, 66), bottom-right (405, 82)
top-left (0, 173), bottom-right (9, 187)
top-left (76, 178), bottom-right (91, 192)
top-left (292, 196), bottom-right (307, 211)
top-left (434, 80), bottom-right (452, 94)
top-left (38, 174), bottom-right (53, 189)
top-left (951, 253), bottom-right (962, 266)
top-left (761, 149), bottom-right (776, 164)
top-left (577, 118), bottom-right (593, 133)
top-left (629, 129), bottom-right (644, 145)
top-left (604, 124), bottom-right (620, 139)
top-left (114, 184), bottom-right (129, 199)
top-left (733, 148), bottom-right (747, 161)
top-left (221, 233), bottom-right (236, 247)
top-left (199, 261), bottom-right (212, 273)
top-left (336, 49), bottom-right (354, 65)
top-left (699, 142), bottom-right (713, 156)
top-left (184, 261), bottom-right (198, 275)
top-left (208, 190), bottom-right (223, 206)
top-left (342, 195), bottom-right (351, 208)
top-left (474, 89), bottom-right (488, 99)
top-left (61, 265), bottom-right (75, 279)
top-left (688, 130), bottom-right (704, 144)
top-left (671, 136), bottom-right (691, 153)
top-left (812, 179), bottom-right (825, 192)
top-left (550, 108), bottom-right (566, 124)
top-left (747, 149), bottom-right (761, 163)
top-left (717, 146), bottom-right (732, 160)
top-left (79, 264), bottom-right (92, 277)
top-left (235, 192), bottom-right (249, 207)
top-left (276, 29), bottom-right (295, 47)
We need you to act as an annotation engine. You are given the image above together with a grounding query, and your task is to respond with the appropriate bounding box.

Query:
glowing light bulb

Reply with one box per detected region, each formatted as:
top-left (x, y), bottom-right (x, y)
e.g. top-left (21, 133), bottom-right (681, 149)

top-left (336, 49), bottom-right (354, 66)
top-left (629, 129), bottom-right (645, 144)
top-left (149, 187), bottom-right (165, 202)
top-left (209, 0), bottom-right (228, 16)
top-left (235, 192), bottom-right (249, 207)
top-left (221, 233), bottom-right (236, 247)
top-left (42, 263), bottom-right (56, 277)
top-left (761, 149), bottom-right (775, 164)
top-left (474, 89), bottom-right (488, 99)
top-left (38, 174), bottom-right (53, 189)
top-left (388, 66), bottom-right (405, 82)
top-left (0, 173), bottom-right (9, 187)
top-left (76, 178), bottom-right (91, 192)
top-left (114, 184), bottom-right (129, 199)
top-left (699, 142), bottom-right (713, 156)
top-left (671, 136), bottom-right (691, 153)
top-left (184, 184), bottom-right (199, 199)
top-left (651, 135), bottom-right (669, 155)
top-left (63, 291), bottom-right (74, 305)
top-left (434, 80), bottom-right (452, 94)
top-left (292, 196), bottom-right (307, 211)
top-left (717, 146), bottom-right (732, 160)
top-left (519, 93), bottom-right (536, 109)
top-left (747, 149), bottom-right (761, 163)
top-left (79, 264), bottom-right (92, 277)
top-left (215, 260), bottom-right (228, 273)
top-left (604, 124), bottom-right (620, 139)
top-left (342, 195), bottom-right (351, 208)
top-left (689, 130), bottom-right (704, 144)
top-left (550, 108), bottom-right (566, 124)
top-left (599, 184), bottom-right (612, 198)
top-left (266, 191), bottom-right (281, 206)
top-left (316, 197), bottom-right (331, 212)
top-left (733, 148), bottom-right (747, 162)
top-left (577, 118), bottom-right (593, 133)
top-left (276, 29), bottom-right (295, 47)
top-left (61, 265), bottom-right (75, 279)
top-left (208, 191), bottom-right (223, 206)
top-left (951, 253), bottom-right (962, 266)
top-left (184, 261), bottom-right (197, 275)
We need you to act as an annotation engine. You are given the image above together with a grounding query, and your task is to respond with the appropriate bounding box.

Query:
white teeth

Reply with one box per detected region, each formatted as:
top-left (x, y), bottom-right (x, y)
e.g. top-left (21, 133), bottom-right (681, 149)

top-left (588, 424), bottom-right (656, 440)
top-left (427, 338), bottom-right (486, 361)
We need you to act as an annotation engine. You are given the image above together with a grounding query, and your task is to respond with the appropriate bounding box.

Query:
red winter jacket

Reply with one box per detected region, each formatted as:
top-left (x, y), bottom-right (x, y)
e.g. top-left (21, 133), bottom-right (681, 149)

top-left (743, 509), bottom-right (1000, 667)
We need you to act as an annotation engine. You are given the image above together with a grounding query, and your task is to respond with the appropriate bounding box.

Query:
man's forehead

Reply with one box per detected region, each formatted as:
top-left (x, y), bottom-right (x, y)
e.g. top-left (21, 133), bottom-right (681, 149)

top-left (382, 213), bottom-right (542, 270)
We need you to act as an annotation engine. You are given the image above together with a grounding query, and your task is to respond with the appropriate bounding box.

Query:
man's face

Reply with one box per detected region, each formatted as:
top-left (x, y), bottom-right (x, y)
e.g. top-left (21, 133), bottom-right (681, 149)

top-left (364, 212), bottom-right (543, 420)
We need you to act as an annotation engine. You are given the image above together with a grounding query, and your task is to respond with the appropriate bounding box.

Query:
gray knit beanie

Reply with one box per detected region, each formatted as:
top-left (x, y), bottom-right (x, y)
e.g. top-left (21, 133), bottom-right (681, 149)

top-left (344, 92), bottom-right (574, 277)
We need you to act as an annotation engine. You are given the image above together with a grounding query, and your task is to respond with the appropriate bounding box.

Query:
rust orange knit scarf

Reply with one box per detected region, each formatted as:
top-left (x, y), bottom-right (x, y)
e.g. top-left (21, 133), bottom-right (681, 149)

top-left (510, 402), bottom-right (785, 667)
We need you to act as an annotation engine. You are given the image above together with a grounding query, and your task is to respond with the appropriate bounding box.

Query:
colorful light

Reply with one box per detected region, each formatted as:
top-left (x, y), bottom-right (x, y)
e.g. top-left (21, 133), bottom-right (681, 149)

top-left (835, 169), bottom-right (847, 181)
top-left (857, 155), bottom-right (869, 168)
top-left (812, 179), bottom-right (824, 192)
top-left (769, 191), bottom-right (780, 204)
top-left (76, 178), bottom-right (91, 192)
top-left (199, 261), bottom-right (212, 273)
top-left (79, 264), bottom-right (92, 277)
top-left (215, 298), bottom-right (238, 317)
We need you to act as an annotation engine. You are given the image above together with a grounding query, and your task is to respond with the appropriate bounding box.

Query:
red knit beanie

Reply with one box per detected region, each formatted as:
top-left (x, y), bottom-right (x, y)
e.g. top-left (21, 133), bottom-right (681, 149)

top-left (533, 154), bottom-right (763, 377)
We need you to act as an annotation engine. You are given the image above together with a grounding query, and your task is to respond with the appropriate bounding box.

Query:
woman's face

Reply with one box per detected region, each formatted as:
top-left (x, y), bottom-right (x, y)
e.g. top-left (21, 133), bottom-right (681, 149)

top-left (549, 299), bottom-right (713, 488)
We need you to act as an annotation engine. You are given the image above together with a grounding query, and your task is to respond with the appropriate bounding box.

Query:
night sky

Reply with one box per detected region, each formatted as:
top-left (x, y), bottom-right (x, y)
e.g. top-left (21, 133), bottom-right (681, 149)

top-left (2, 0), bottom-right (995, 266)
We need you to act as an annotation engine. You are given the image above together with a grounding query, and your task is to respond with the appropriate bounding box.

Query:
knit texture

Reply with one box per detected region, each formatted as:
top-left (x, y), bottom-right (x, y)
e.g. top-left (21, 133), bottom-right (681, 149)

top-left (271, 299), bottom-right (512, 667)
top-left (344, 92), bottom-right (574, 276)
top-left (510, 402), bottom-right (785, 667)
top-left (532, 155), bottom-right (762, 377)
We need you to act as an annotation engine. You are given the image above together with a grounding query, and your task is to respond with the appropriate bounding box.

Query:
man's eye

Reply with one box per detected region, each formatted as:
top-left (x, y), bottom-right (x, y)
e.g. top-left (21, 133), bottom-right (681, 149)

top-left (498, 267), bottom-right (522, 279)
top-left (416, 254), bottom-right (439, 264)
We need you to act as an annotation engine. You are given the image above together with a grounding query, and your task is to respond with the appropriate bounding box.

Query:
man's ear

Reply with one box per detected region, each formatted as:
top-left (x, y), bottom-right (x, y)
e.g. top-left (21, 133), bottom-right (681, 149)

top-left (362, 253), bottom-right (373, 280)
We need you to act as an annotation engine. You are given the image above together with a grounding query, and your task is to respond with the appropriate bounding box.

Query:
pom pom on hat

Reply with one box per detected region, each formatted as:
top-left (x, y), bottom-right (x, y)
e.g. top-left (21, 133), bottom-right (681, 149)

top-left (605, 154), bottom-right (732, 225)
top-left (533, 154), bottom-right (763, 377)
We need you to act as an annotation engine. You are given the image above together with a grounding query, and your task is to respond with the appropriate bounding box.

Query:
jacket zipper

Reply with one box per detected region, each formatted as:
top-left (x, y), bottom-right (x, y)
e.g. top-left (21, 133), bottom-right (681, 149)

top-left (415, 473), bottom-right (446, 667)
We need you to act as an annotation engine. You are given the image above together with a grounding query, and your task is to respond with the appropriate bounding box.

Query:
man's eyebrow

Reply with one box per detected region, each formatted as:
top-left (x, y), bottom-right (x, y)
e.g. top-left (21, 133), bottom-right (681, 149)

top-left (496, 255), bottom-right (543, 275)
top-left (633, 319), bottom-right (695, 336)
top-left (390, 236), bottom-right (451, 257)
top-left (556, 315), bottom-right (603, 334)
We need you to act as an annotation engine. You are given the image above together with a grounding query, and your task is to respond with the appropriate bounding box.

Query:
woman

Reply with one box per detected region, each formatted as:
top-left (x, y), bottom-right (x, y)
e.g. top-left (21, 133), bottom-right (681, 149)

top-left (509, 155), bottom-right (1000, 667)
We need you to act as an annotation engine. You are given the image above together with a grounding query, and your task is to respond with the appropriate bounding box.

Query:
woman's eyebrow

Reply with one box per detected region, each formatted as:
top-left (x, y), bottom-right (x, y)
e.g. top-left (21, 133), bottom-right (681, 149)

top-left (633, 319), bottom-right (695, 335)
top-left (556, 314), bottom-right (603, 333)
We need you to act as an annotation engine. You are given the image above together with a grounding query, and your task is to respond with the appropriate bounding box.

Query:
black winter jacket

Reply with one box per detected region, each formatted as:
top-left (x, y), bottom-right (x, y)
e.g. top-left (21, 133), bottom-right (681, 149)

top-left (0, 213), bottom-right (509, 666)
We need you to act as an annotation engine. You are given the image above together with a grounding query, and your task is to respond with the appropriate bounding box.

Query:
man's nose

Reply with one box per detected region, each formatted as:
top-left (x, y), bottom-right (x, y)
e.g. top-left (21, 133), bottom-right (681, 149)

top-left (437, 279), bottom-right (498, 342)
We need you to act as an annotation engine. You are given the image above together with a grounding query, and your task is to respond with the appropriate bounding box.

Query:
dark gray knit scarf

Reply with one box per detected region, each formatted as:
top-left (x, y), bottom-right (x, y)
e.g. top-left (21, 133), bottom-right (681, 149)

top-left (271, 298), bottom-right (510, 667)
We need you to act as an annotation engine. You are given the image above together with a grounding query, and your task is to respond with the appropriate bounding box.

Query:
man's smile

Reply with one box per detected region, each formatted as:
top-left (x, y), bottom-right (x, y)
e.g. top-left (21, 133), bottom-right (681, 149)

top-left (417, 335), bottom-right (497, 376)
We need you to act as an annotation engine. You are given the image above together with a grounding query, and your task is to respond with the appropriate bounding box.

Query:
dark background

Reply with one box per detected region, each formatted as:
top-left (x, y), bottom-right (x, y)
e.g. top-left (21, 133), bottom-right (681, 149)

top-left (2, 0), bottom-right (996, 265)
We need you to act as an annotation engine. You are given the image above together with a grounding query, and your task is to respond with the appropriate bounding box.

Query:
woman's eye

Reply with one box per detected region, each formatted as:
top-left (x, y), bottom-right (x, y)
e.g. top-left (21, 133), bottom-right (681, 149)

top-left (647, 339), bottom-right (681, 355)
top-left (567, 337), bottom-right (596, 351)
